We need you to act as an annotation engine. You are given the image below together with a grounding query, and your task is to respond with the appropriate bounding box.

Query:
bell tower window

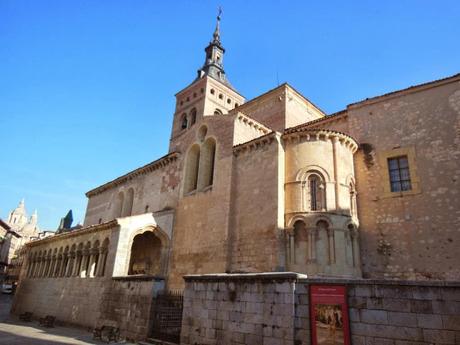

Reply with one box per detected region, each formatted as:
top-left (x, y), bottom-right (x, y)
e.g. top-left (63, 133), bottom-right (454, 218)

top-left (181, 114), bottom-right (188, 130)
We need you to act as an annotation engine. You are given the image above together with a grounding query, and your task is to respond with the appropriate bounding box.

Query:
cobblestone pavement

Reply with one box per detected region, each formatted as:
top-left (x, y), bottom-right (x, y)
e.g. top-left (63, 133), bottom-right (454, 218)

top-left (0, 294), bottom-right (135, 345)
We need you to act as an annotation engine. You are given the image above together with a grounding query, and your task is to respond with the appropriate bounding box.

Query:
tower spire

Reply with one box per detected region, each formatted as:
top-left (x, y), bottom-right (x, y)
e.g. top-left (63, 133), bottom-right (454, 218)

top-left (212, 7), bottom-right (222, 44)
top-left (195, 8), bottom-right (235, 90)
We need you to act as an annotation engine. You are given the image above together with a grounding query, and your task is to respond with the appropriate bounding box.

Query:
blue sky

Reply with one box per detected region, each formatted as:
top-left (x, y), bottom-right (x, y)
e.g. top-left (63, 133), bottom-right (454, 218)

top-left (1, 1), bottom-right (459, 230)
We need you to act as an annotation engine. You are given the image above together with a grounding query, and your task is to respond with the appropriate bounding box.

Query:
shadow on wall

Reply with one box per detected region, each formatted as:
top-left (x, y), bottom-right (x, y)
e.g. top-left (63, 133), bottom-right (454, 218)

top-left (0, 326), bottom-right (100, 345)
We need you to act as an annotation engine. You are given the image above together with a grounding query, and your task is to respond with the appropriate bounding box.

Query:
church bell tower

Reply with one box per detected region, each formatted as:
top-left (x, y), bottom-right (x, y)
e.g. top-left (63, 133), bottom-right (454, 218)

top-left (169, 10), bottom-right (245, 151)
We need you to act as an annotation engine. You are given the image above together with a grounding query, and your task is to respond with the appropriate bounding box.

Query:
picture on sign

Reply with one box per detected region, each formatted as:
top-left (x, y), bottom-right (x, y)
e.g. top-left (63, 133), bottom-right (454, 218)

top-left (314, 304), bottom-right (344, 345)
top-left (310, 285), bottom-right (350, 345)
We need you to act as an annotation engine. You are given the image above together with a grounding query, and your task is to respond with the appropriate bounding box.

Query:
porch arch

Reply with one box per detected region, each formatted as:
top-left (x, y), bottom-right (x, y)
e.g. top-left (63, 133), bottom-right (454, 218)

top-left (126, 226), bottom-right (170, 277)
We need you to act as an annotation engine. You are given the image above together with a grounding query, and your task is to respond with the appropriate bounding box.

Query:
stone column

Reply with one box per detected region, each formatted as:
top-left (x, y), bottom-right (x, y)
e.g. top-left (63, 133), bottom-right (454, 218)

top-left (308, 227), bottom-right (316, 261)
top-left (284, 227), bottom-right (295, 266)
top-left (38, 258), bottom-right (44, 278)
top-left (89, 248), bottom-right (99, 278)
top-left (331, 136), bottom-right (340, 211)
top-left (73, 251), bottom-right (81, 276)
top-left (34, 259), bottom-right (40, 278)
top-left (327, 228), bottom-right (336, 264)
top-left (26, 257), bottom-right (32, 278)
top-left (67, 253), bottom-right (75, 277)
top-left (95, 248), bottom-right (104, 277)
top-left (350, 229), bottom-right (359, 268)
top-left (80, 250), bottom-right (89, 277)
top-left (97, 248), bottom-right (108, 277)
top-left (55, 254), bottom-right (62, 277)
top-left (49, 256), bottom-right (55, 277)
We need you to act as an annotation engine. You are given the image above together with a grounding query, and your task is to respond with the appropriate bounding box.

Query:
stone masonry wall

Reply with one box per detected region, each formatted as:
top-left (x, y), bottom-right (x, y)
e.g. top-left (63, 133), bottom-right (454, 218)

top-left (181, 273), bottom-right (300, 345)
top-left (307, 76), bottom-right (460, 281)
top-left (98, 277), bottom-right (162, 341)
top-left (12, 274), bottom-right (159, 341)
top-left (342, 279), bottom-right (460, 345)
top-left (181, 273), bottom-right (460, 345)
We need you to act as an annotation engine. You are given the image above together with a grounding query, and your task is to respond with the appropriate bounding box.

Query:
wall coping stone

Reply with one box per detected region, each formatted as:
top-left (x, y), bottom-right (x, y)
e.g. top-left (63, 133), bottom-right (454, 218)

top-left (27, 219), bottom-right (119, 248)
top-left (183, 271), bottom-right (308, 282)
top-left (297, 277), bottom-right (460, 287)
top-left (112, 274), bottom-right (165, 282)
top-left (183, 272), bottom-right (460, 287)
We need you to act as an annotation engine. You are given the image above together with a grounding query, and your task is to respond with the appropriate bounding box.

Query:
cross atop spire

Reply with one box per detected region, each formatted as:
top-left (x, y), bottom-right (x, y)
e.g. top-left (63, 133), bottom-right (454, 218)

top-left (212, 7), bottom-right (222, 44)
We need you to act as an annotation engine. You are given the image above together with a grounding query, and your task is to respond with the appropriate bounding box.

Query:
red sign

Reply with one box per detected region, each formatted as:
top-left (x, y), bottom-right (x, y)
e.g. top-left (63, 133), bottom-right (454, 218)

top-left (310, 285), bottom-right (350, 345)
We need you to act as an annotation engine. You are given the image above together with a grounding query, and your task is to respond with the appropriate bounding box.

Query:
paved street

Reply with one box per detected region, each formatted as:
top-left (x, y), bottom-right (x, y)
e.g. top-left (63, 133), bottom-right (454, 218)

top-left (0, 294), bottom-right (134, 345)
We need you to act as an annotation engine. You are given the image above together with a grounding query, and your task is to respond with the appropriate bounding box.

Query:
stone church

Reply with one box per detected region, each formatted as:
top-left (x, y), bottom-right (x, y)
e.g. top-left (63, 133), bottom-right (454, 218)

top-left (12, 16), bottom-right (460, 341)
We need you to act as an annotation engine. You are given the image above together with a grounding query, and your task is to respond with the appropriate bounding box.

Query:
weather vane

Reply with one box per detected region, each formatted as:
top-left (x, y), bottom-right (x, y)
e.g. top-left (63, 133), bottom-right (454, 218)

top-left (217, 6), bottom-right (222, 21)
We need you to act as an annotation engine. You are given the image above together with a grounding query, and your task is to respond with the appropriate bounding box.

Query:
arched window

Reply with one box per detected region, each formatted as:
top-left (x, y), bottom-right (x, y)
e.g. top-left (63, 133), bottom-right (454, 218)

top-left (26, 253), bottom-right (33, 277)
top-left (98, 238), bottom-right (110, 277)
top-left (190, 108), bottom-right (197, 126)
top-left (90, 241), bottom-right (100, 278)
top-left (44, 249), bottom-right (52, 277)
top-left (81, 242), bottom-right (91, 278)
top-left (75, 243), bottom-right (83, 277)
top-left (49, 249), bottom-right (57, 277)
top-left (293, 220), bottom-right (309, 264)
top-left (36, 251), bottom-right (43, 278)
top-left (184, 144), bottom-right (200, 194)
top-left (55, 248), bottom-right (63, 277)
top-left (113, 192), bottom-right (124, 218)
top-left (62, 246), bottom-right (69, 277)
top-left (198, 138), bottom-right (216, 188)
top-left (68, 245), bottom-right (76, 277)
top-left (316, 220), bottom-right (335, 265)
top-left (128, 232), bottom-right (162, 275)
top-left (214, 108), bottom-right (223, 116)
top-left (307, 173), bottom-right (326, 211)
top-left (181, 113), bottom-right (188, 130)
top-left (122, 188), bottom-right (134, 217)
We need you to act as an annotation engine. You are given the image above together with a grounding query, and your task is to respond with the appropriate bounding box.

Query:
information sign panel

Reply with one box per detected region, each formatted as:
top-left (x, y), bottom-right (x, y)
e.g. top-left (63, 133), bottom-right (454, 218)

top-left (310, 285), bottom-right (350, 345)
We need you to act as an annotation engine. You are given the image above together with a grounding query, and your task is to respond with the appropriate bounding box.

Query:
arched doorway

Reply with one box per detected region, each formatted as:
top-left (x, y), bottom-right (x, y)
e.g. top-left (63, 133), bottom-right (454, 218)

top-left (128, 231), bottom-right (163, 275)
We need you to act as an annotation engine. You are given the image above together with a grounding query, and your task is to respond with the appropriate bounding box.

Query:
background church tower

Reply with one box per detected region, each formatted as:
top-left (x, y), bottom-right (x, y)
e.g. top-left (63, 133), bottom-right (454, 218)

top-left (7, 199), bottom-right (28, 230)
top-left (169, 11), bottom-right (245, 152)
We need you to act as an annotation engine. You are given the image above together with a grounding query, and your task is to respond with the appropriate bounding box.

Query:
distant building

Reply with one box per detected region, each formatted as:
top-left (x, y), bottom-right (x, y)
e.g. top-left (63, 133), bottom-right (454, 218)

top-left (2, 200), bottom-right (41, 282)
top-left (7, 199), bottom-right (40, 247)
top-left (0, 219), bottom-right (21, 280)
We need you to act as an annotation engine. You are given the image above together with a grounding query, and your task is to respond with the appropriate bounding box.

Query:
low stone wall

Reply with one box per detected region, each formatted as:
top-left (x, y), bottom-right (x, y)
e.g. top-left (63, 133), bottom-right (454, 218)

top-left (12, 276), bottom-right (108, 327)
top-left (338, 279), bottom-right (460, 345)
top-left (99, 276), bottom-right (164, 341)
top-left (181, 273), bottom-right (460, 345)
top-left (12, 275), bottom-right (164, 341)
top-left (181, 273), bottom-right (304, 345)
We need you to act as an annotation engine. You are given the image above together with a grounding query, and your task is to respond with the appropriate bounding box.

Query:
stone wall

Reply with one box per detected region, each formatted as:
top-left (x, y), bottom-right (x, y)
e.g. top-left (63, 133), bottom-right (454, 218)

top-left (181, 273), bottom-right (301, 345)
top-left (84, 153), bottom-right (180, 227)
top-left (229, 134), bottom-right (284, 273)
top-left (181, 273), bottom-right (460, 345)
top-left (12, 273), bottom-right (161, 341)
top-left (308, 75), bottom-right (460, 281)
top-left (99, 276), bottom-right (164, 341)
top-left (342, 279), bottom-right (460, 345)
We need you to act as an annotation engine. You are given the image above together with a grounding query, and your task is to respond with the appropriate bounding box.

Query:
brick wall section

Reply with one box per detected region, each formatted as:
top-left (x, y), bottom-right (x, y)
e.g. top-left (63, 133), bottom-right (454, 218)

top-left (181, 274), bottom-right (460, 345)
